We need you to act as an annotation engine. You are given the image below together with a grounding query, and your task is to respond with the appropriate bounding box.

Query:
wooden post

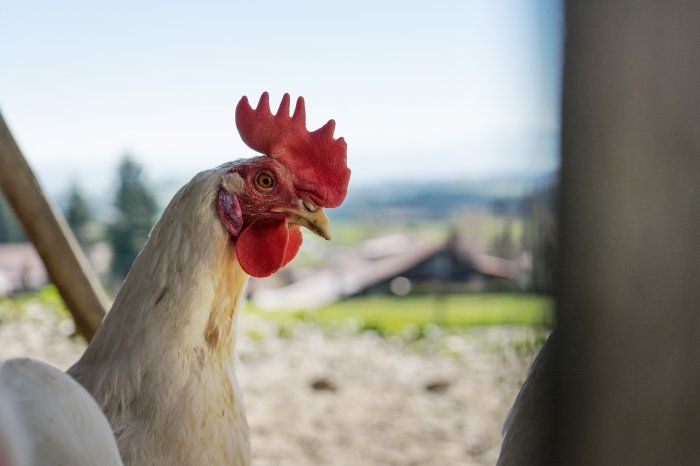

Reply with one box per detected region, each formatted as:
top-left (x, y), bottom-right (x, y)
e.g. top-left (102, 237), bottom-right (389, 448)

top-left (499, 3), bottom-right (700, 465)
top-left (0, 112), bottom-right (108, 341)
top-left (553, 1), bottom-right (700, 464)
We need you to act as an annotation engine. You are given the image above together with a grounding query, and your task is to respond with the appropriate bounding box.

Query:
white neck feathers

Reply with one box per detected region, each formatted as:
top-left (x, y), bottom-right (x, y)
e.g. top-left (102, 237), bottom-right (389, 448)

top-left (69, 167), bottom-right (249, 416)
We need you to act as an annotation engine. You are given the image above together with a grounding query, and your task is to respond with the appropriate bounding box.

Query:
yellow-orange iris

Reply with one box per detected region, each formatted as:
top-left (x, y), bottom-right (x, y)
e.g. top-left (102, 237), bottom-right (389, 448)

top-left (255, 172), bottom-right (274, 191)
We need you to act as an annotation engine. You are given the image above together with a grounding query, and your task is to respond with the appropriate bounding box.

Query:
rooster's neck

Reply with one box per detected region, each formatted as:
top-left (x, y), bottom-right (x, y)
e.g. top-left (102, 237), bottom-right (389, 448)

top-left (74, 168), bottom-right (249, 378)
top-left (202, 246), bottom-right (249, 356)
top-left (69, 168), bottom-right (253, 465)
top-left (125, 171), bottom-right (247, 358)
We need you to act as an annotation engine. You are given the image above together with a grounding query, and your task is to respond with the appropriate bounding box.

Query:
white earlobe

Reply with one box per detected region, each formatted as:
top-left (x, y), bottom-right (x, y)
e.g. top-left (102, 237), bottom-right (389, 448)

top-left (221, 172), bottom-right (245, 193)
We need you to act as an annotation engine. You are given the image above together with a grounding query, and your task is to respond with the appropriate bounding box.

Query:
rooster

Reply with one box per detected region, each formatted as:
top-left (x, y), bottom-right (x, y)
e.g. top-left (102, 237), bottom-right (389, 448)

top-left (0, 92), bottom-right (349, 466)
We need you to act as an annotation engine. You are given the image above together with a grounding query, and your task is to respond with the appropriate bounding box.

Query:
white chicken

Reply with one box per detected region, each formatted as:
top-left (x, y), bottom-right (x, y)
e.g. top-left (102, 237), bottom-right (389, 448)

top-left (0, 358), bottom-right (122, 466)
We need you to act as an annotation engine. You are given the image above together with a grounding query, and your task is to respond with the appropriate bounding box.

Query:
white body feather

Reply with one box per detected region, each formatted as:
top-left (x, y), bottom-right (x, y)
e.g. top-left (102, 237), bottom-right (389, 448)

top-left (70, 165), bottom-right (251, 466)
top-left (0, 358), bottom-right (122, 466)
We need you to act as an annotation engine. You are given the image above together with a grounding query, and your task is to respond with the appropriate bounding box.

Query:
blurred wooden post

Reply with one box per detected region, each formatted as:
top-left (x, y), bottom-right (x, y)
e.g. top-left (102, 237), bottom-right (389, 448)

top-left (0, 112), bottom-right (108, 341)
top-left (553, 1), bottom-right (700, 465)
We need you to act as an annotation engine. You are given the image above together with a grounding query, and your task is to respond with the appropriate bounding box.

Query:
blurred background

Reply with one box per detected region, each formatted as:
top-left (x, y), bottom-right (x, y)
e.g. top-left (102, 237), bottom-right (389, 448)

top-left (0, 1), bottom-right (561, 464)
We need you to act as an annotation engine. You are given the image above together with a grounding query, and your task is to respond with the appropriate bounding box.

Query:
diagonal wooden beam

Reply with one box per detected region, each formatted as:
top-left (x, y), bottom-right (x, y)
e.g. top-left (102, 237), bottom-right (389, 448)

top-left (0, 112), bottom-right (108, 341)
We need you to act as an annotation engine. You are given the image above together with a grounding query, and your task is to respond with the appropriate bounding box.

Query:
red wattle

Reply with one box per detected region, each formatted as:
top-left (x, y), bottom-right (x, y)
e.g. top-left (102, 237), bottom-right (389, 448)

top-left (282, 227), bottom-right (303, 267)
top-left (236, 219), bottom-right (303, 278)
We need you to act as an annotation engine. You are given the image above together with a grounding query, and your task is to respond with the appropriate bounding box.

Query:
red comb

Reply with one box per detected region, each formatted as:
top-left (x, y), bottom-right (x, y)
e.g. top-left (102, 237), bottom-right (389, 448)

top-left (235, 92), bottom-right (350, 208)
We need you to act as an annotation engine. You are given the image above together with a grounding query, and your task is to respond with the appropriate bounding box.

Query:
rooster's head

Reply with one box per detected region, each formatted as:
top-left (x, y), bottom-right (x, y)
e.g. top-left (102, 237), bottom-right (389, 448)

top-left (215, 92), bottom-right (350, 278)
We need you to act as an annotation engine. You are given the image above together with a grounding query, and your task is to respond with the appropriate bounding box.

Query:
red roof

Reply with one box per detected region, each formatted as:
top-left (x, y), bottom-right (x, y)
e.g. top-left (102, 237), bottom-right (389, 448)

top-left (0, 243), bottom-right (48, 295)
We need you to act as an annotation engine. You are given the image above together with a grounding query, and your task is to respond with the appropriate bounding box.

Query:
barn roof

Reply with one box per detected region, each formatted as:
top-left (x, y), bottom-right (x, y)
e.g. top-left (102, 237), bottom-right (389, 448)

top-left (252, 232), bottom-right (529, 311)
top-left (0, 243), bottom-right (48, 295)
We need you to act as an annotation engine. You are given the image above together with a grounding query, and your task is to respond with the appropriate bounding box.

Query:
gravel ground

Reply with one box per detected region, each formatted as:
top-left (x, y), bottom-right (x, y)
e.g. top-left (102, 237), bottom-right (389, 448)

top-left (0, 304), bottom-right (542, 466)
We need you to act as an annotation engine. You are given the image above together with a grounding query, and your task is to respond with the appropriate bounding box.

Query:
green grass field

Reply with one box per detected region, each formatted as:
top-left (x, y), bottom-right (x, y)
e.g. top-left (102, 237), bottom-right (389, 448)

top-left (2, 287), bottom-right (553, 340)
top-left (327, 213), bottom-right (524, 249)
top-left (0, 286), bottom-right (71, 323)
top-left (246, 293), bottom-right (554, 336)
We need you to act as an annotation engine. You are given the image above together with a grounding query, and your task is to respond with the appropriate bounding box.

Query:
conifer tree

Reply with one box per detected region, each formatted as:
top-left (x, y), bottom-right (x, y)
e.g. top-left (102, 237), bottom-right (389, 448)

top-left (108, 155), bottom-right (157, 281)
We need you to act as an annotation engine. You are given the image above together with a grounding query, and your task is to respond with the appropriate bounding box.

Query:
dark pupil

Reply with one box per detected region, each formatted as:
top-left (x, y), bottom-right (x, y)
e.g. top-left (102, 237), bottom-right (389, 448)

top-left (260, 175), bottom-right (271, 187)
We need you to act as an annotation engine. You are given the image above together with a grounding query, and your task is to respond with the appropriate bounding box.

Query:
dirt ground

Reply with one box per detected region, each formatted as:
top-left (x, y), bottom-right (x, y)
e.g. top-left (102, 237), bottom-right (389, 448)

top-left (0, 305), bottom-right (541, 466)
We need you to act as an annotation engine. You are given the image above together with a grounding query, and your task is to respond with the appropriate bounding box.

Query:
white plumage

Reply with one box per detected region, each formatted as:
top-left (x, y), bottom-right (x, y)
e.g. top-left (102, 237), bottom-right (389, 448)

top-left (0, 358), bottom-right (122, 466)
top-left (68, 166), bottom-right (251, 465)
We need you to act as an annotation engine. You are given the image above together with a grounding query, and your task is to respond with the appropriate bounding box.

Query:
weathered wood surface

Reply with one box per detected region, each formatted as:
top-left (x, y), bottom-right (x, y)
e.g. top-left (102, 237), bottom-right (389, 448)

top-left (553, 1), bottom-right (700, 465)
top-left (0, 113), bottom-right (108, 341)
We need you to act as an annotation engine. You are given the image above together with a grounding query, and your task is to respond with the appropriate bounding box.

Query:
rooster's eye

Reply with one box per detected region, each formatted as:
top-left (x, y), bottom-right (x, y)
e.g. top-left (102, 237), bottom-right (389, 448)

top-left (255, 171), bottom-right (275, 191)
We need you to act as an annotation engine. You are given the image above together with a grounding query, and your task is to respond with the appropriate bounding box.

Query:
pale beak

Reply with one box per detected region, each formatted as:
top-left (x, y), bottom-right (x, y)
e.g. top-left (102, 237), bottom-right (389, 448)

top-left (273, 205), bottom-right (332, 240)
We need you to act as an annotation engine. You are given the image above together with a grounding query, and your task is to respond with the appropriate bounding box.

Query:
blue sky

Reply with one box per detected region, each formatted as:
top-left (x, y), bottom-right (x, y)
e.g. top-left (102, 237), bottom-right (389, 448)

top-left (0, 0), bottom-right (563, 197)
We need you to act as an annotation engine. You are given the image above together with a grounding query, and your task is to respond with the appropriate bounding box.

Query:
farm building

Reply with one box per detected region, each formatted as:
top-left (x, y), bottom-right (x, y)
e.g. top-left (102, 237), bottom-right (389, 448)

top-left (252, 232), bottom-right (530, 311)
top-left (0, 243), bottom-right (47, 295)
top-left (0, 242), bottom-right (111, 296)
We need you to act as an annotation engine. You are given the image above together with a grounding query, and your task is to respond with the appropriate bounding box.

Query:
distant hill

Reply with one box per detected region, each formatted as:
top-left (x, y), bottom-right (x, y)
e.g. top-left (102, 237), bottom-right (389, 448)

top-left (45, 170), bottom-right (556, 224)
top-left (332, 172), bottom-right (556, 221)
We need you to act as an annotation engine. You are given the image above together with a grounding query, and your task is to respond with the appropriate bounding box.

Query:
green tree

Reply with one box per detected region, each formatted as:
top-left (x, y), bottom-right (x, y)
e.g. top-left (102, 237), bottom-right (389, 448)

top-left (0, 193), bottom-right (24, 243)
top-left (108, 155), bottom-right (157, 281)
top-left (65, 183), bottom-right (94, 249)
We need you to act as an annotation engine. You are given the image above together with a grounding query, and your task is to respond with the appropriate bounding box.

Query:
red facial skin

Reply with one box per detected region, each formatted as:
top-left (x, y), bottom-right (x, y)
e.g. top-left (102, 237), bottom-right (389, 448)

top-left (229, 157), bottom-right (301, 223)
top-left (216, 156), bottom-right (306, 278)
